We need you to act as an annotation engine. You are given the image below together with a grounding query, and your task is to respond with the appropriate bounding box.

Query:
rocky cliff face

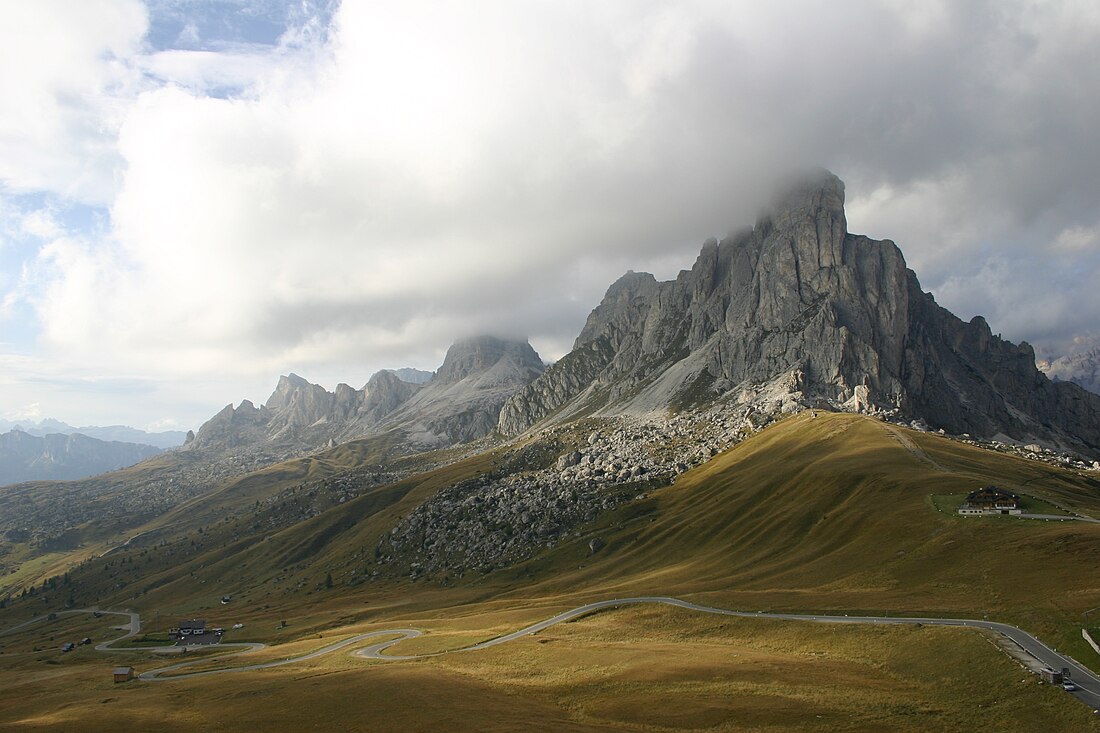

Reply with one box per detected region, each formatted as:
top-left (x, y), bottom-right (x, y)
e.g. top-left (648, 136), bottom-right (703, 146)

top-left (898, 293), bottom-right (1100, 450)
top-left (499, 170), bottom-right (1100, 457)
top-left (191, 336), bottom-right (543, 455)
top-left (189, 172), bottom-right (1100, 458)
top-left (356, 369), bottom-right (422, 426)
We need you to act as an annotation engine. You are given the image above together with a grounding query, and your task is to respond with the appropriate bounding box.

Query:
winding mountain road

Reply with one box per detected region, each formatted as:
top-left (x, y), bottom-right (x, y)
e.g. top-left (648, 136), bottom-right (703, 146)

top-left (0, 607), bottom-right (265, 677)
top-left (4, 599), bottom-right (1098, 709)
top-left (0, 608), bottom-right (140, 646)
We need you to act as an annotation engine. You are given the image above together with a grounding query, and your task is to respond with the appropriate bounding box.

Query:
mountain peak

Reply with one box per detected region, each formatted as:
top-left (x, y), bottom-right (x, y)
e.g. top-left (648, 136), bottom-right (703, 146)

top-left (266, 373), bottom-right (323, 412)
top-left (434, 336), bottom-right (543, 385)
top-left (768, 168), bottom-right (844, 212)
top-left (1041, 343), bottom-right (1100, 396)
top-left (754, 168), bottom-right (846, 240)
top-left (280, 373), bottom-right (311, 389)
top-left (500, 171), bottom-right (1100, 457)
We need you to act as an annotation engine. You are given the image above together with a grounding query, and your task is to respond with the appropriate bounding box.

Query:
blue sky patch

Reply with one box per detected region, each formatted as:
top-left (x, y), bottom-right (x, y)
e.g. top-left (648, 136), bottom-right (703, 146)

top-left (144, 0), bottom-right (337, 52)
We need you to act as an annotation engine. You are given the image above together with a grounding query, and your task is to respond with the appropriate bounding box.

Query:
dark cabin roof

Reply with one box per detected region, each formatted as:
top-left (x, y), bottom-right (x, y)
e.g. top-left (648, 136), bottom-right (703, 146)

top-left (179, 619), bottom-right (206, 628)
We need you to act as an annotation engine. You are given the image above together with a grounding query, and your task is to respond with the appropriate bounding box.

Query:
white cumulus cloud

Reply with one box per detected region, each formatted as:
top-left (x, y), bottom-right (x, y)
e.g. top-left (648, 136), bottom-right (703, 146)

top-left (0, 0), bottom-right (1099, 428)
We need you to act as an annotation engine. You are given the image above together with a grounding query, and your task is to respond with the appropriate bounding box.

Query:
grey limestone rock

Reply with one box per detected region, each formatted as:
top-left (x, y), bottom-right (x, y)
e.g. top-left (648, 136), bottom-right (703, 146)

top-left (191, 337), bottom-right (544, 456)
top-left (434, 335), bottom-right (543, 384)
top-left (499, 170), bottom-right (1100, 457)
top-left (379, 336), bottom-right (545, 444)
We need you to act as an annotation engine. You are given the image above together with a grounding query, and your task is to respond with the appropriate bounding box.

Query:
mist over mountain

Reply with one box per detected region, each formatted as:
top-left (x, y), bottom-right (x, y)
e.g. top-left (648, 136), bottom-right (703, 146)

top-left (500, 170), bottom-right (1100, 457)
top-left (1039, 345), bottom-right (1100, 396)
top-left (181, 171), bottom-right (1100, 463)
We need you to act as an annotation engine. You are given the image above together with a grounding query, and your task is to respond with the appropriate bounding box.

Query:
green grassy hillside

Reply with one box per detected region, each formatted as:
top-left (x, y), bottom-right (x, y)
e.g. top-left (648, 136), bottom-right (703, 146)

top-left (4, 411), bottom-right (1100, 731)
top-left (8, 413), bottom-right (1100, 634)
top-left (488, 413), bottom-right (1100, 656)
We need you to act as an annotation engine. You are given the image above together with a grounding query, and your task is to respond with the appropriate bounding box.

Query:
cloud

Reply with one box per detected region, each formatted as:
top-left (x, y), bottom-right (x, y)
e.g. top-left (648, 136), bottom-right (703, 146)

top-left (0, 1), bottom-right (149, 204)
top-left (1, 0), bottom-right (1099, 427)
top-left (2, 401), bottom-right (42, 422)
top-left (138, 48), bottom-right (282, 94)
top-left (1051, 225), bottom-right (1099, 255)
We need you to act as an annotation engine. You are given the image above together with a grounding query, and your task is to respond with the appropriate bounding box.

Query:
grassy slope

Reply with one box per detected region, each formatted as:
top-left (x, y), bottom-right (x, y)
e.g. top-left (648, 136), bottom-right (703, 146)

top-left (2, 604), bottom-right (1098, 732)
top-left (4, 411), bottom-right (1100, 730)
top-left (501, 413), bottom-right (1099, 591)
top-left (126, 412), bottom-right (1100, 663)
top-left (0, 452), bottom-right (202, 592)
top-left (0, 431), bottom-right (416, 597)
top-left (104, 430), bottom-right (413, 550)
top-left (0, 430), bottom-right (436, 606)
top-left (57, 412), bottom-right (1100, 647)
top-left (18, 437), bottom-right (506, 622)
top-left (491, 414), bottom-right (1100, 647)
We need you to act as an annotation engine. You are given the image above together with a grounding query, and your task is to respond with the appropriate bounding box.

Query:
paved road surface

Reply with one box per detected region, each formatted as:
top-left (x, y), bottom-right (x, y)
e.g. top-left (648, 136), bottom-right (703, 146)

top-left (4, 599), bottom-right (1098, 709)
top-left (1019, 513), bottom-right (1100, 524)
top-left (351, 596), bottom-right (1100, 710)
top-left (138, 631), bottom-right (411, 681)
top-left (0, 607), bottom-right (139, 644)
top-left (0, 607), bottom-right (265, 677)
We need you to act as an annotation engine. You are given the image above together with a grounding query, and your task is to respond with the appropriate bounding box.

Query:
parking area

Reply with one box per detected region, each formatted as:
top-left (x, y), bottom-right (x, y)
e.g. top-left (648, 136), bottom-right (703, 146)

top-left (175, 630), bottom-right (223, 646)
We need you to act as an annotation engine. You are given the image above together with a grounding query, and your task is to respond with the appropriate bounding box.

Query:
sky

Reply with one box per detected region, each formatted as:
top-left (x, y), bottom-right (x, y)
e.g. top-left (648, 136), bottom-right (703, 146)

top-left (1, 0), bottom-right (1099, 432)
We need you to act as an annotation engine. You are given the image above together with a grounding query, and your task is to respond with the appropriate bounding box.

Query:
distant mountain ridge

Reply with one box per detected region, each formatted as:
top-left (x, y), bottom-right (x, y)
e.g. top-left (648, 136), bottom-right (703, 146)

top-left (0, 430), bottom-right (163, 486)
top-left (385, 368), bottom-right (434, 384)
top-left (190, 336), bottom-right (544, 454)
top-left (181, 171), bottom-right (1100, 462)
top-left (0, 419), bottom-right (186, 449)
top-left (1040, 347), bottom-right (1100, 396)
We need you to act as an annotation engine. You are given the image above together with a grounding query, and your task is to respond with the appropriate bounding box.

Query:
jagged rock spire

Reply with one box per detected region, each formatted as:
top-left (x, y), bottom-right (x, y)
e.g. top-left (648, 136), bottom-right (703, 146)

top-left (500, 170), bottom-right (1100, 457)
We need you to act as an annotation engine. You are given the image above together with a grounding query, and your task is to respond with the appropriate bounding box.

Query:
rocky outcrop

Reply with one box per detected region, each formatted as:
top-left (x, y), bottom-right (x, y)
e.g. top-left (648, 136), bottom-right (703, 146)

top-left (899, 294), bottom-right (1100, 451)
top-left (375, 404), bottom-right (749, 580)
top-left (356, 369), bottom-right (422, 426)
top-left (264, 373), bottom-right (354, 435)
top-left (0, 430), bottom-right (162, 486)
top-left (499, 170), bottom-right (1100, 457)
top-left (434, 336), bottom-right (543, 384)
top-left (191, 399), bottom-right (270, 450)
top-left (189, 171), bottom-right (1100, 459)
